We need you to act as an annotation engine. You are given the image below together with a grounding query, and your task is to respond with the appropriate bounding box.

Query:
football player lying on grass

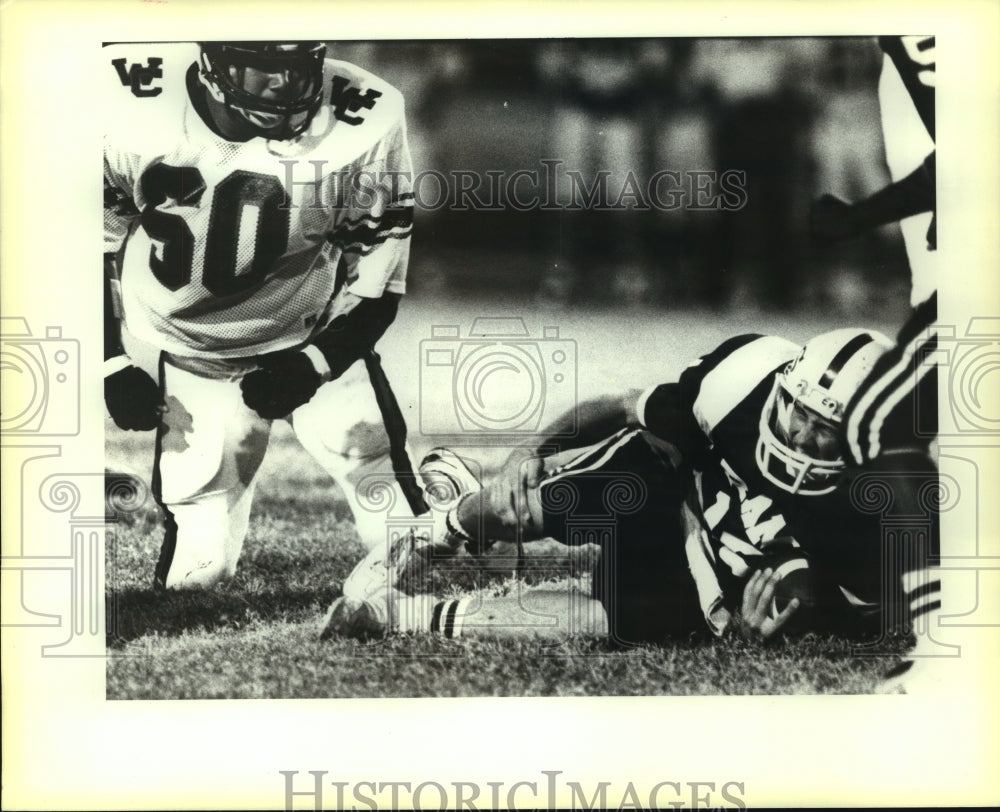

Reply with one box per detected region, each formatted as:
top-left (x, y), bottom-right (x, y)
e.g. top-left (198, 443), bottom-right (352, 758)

top-left (325, 328), bottom-right (930, 647)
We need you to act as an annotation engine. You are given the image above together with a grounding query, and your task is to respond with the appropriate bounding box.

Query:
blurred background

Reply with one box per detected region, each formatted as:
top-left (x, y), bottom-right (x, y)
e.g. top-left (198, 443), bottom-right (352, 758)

top-left (332, 36), bottom-right (911, 321)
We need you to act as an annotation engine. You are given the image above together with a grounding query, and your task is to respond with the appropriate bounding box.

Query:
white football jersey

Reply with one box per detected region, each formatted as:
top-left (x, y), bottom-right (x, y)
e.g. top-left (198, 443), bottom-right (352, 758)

top-left (877, 38), bottom-right (935, 307)
top-left (104, 43), bottom-right (413, 358)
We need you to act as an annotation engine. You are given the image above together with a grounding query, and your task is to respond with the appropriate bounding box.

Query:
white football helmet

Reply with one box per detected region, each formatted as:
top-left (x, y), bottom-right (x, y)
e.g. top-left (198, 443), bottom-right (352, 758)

top-left (756, 328), bottom-right (892, 495)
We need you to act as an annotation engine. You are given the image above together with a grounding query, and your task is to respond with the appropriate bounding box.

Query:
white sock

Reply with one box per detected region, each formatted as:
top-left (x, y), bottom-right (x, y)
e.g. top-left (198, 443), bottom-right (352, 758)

top-left (427, 597), bottom-right (475, 638)
top-left (393, 594), bottom-right (437, 634)
top-left (902, 566), bottom-right (942, 657)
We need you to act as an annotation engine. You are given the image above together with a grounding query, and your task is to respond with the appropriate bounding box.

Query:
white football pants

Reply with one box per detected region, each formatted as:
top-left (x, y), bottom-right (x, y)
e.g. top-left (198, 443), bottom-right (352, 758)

top-left (152, 356), bottom-right (417, 589)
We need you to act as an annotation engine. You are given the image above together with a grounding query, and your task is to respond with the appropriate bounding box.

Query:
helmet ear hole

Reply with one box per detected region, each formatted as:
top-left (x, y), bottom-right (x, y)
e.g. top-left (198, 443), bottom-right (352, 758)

top-left (774, 384), bottom-right (796, 436)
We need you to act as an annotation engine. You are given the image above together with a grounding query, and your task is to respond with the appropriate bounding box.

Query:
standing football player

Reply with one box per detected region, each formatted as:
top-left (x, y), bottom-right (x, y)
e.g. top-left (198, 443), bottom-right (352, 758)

top-left (104, 42), bottom-right (422, 589)
top-left (810, 36), bottom-right (943, 692)
top-left (324, 328), bottom-right (905, 646)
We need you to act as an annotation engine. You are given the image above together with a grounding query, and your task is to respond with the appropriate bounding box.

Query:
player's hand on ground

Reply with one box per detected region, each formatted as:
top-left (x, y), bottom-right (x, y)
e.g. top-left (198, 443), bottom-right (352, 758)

top-left (488, 448), bottom-right (545, 536)
top-left (738, 567), bottom-right (799, 642)
top-left (809, 194), bottom-right (861, 243)
top-left (104, 362), bottom-right (165, 431)
top-left (240, 349), bottom-right (321, 419)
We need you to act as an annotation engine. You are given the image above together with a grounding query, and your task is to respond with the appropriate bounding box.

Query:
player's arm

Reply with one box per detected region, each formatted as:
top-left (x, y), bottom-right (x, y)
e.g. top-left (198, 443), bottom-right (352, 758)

top-left (103, 162), bottom-right (165, 431)
top-left (104, 252), bottom-right (127, 363)
top-left (537, 389), bottom-right (645, 449)
top-left (241, 106), bottom-right (413, 420)
top-left (483, 389), bottom-right (646, 535)
top-left (487, 335), bottom-right (745, 535)
top-left (239, 290), bottom-right (401, 419)
top-left (810, 151), bottom-right (935, 244)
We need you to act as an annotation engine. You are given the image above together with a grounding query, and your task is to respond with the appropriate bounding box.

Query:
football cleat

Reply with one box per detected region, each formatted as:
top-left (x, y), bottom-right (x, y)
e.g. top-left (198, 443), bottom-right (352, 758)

top-left (418, 447), bottom-right (483, 510)
top-left (321, 591), bottom-right (439, 641)
top-left (342, 527), bottom-right (428, 601)
top-left (320, 594), bottom-right (391, 641)
top-left (419, 447), bottom-right (497, 556)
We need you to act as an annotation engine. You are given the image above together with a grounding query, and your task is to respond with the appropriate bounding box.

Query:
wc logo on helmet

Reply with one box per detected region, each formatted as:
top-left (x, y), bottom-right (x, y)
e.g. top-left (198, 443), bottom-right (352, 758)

top-left (111, 56), bottom-right (163, 98)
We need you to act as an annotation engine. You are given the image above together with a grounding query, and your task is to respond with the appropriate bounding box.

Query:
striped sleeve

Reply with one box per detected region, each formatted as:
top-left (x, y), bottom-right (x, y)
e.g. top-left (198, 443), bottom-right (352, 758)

top-left (328, 114), bottom-right (414, 297)
top-left (331, 197), bottom-right (414, 257)
top-left (688, 335), bottom-right (798, 437)
top-left (639, 334), bottom-right (768, 453)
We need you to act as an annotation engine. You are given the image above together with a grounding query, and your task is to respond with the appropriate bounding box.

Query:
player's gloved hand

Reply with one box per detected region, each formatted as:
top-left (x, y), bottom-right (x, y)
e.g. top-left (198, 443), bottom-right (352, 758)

top-left (240, 349), bottom-right (322, 419)
top-left (487, 447), bottom-right (546, 537)
top-left (809, 194), bottom-right (861, 244)
top-left (104, 359), bottom-right (165, 431)
top-left (737, 567), bottom-right (800, 642)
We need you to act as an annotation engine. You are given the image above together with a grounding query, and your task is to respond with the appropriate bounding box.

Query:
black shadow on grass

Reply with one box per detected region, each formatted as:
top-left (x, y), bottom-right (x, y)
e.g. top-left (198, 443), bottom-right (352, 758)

top-left (106, 583), bottom-right (341, 648)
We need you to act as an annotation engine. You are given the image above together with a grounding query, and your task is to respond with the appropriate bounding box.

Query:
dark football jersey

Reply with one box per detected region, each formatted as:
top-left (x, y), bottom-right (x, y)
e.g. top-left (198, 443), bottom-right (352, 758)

top-left (639, 334), bottom-right (885, 630)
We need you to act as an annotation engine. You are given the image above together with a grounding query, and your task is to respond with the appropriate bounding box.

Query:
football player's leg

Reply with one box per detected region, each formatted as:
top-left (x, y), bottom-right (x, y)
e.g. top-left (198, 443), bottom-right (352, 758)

top-left (337, 448), bottom-right (485, 603)
top-left (565, 437), bottom-right (697, 645)
top-left (843, 294), bottom-right (937, 465)
top-left (366, 429), bottom-right (693, 644)
top-left (323, 587), bottom-right (607, 642)
top-left (842, 297), bottom-right (949, 679)
top-left (436, 429), bottom-right (677, 552)
top-left (153, 360), bottom-right (270, 589)
top-left (528, 429), bottom-right (698, 644)
top-left (292, 360), bottom-right (426, 556)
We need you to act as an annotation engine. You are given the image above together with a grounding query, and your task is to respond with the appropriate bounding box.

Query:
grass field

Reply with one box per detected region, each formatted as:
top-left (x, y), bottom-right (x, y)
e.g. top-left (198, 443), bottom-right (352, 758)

top-left (105, 293), bottom-right (911, 699)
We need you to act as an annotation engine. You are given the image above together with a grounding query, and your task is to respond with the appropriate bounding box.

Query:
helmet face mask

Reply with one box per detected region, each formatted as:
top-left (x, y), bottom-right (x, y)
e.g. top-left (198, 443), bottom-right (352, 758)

top-left (755, 329), bottom-right (892, 496)
top-left (199, 42), bottom-right (326, 139)
top-left (756, 376), bottom-right (847, 495)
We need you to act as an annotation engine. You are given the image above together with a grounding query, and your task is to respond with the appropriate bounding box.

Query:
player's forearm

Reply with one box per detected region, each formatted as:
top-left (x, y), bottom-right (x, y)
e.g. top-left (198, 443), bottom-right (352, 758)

top-left (311, 292), bottom-right (400, 380)
top-left (852, 151), bottom-right (935, 228)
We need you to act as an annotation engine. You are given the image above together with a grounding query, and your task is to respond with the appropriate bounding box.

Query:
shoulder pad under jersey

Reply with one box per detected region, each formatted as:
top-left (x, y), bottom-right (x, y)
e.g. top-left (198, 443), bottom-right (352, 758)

top-left (293, 58), bottom-right (405, 161)
top-left (687, 334), bottom-right (799, 437)
top-left (104, 43), bottom-right (199, 141)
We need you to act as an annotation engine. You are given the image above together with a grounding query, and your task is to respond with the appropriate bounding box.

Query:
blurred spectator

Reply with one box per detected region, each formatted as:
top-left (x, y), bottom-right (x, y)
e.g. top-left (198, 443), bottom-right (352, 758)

top-left (688, 39), bottom-right (820, 309)
top-left (536, 39), bottom-right (670, 304)
top-left (337, 37), bottom-right (907, 313)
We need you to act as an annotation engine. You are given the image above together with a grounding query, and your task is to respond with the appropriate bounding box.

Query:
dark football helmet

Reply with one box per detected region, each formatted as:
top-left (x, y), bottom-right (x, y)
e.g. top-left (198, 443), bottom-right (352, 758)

top-left (198, 41), bottom-right (326, 139)
top-left (756, 328), bottom-right (892, 495)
